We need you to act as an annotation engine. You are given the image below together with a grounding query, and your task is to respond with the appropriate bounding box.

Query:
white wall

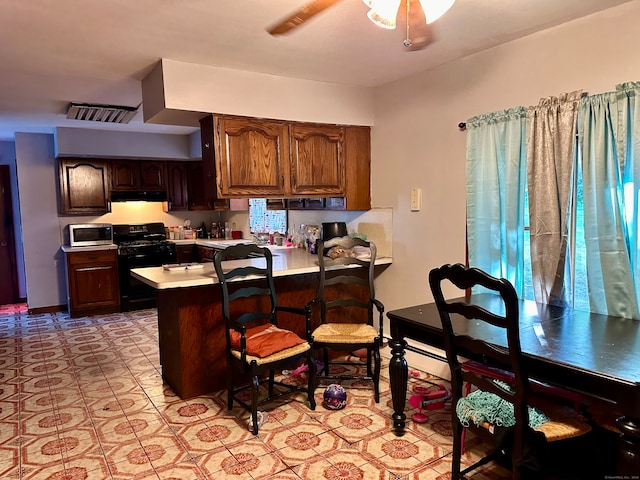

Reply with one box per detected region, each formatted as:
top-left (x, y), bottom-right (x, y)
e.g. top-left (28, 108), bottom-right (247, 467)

top-left (0, 141), bottom-right (26, 298)
top-left (371, 1), bottom-right (640, 312)
top-left (14, 133), bottom-right (66, 309)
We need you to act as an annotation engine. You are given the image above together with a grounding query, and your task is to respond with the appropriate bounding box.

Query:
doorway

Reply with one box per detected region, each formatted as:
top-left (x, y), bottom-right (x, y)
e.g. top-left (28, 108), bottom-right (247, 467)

top-left (0, 165), bottom-right (19, 305)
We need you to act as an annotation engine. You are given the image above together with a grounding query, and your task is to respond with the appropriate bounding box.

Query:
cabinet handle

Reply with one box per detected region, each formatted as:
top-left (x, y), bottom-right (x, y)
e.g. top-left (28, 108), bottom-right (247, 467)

top-left (0, 241), bottom-right (6, 247)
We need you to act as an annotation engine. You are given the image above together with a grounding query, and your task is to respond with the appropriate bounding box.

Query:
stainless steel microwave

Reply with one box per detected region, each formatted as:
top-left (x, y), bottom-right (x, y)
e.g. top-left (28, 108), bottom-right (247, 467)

top-left (68, 223), bottom-right (113, 247)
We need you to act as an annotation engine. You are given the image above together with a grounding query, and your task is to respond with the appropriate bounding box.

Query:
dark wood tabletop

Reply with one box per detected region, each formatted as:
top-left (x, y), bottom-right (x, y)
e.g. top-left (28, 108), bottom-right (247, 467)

top-left (386, 294), bottom-right (640, 474)
top-left (387, 293), bottom-right (640, 419)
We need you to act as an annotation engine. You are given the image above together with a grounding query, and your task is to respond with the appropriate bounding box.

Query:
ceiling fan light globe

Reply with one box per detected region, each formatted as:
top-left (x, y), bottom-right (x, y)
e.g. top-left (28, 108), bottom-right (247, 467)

top-left (418, 0), bottom-right (455, 24)
top-left (367, 0), bottom-right (401, 29)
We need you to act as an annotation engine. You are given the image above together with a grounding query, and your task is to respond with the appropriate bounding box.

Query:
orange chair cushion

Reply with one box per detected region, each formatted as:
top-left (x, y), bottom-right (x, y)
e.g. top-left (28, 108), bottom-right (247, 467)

top-left (230, 324), bottom-right (305, 358)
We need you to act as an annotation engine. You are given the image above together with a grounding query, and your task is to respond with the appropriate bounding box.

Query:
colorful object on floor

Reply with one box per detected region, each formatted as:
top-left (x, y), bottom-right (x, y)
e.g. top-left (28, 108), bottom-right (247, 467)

top-left (409, 383), bottom-right (451, 423)
top-left (323, 383), bottom-right (348, 410)
top-left (0, 303), bottom-right (27, 315)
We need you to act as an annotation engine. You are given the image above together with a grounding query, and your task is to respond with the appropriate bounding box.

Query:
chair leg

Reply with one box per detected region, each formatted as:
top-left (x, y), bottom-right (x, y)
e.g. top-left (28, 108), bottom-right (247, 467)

top-left (307, 351), bottom-right (317, 410)
top-left (251, 374), bottom-right (260, 435)
top-left (373, 341), bottom-right (381, 403)
top-left (451, 416), bottom-right (463, 479)
top-left (322, 348), bottom-right (330, 377)
top-left (227, 361), bottom-right (234, 410)
top-left (268, 369), bottom-right (275, 398)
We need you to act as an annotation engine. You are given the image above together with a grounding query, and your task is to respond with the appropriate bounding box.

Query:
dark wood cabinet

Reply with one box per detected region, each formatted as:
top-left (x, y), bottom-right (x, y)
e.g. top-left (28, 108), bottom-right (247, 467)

top-left (111, 160), bottom-right (166, 191)
top-left (290, 123), bottom-right (344, 196)
top-left (58, 158), bottom-right (110, 215)
top-left (65, 249), bottom-right (120, 318)
top-left (215, 115), bottom-right (290, 197)
top-left (192, 115), bottom-right (229, 210)
top-left (343, 126), bottom-right (371, 210)
top-left (176, 244), bottom-right (196, 263)
top-left (209, 115), bottom-right (370, 210)
top-left (197, 245), bottom-right (215, 263)
top-left (166, 162), bottom-right (189, 211)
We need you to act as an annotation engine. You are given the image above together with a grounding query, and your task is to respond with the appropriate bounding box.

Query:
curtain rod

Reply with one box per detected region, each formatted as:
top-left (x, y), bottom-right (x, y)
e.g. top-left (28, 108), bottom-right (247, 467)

top-left (458, 122), bottom-right (466, 131)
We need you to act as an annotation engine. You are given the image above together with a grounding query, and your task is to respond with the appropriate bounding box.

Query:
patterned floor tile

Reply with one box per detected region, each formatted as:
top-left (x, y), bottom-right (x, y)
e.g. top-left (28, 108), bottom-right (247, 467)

top-left (0, 306), bottom-right (519, 480)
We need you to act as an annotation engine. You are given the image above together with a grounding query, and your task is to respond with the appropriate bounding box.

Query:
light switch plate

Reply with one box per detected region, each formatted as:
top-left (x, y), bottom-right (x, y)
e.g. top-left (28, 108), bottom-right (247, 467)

top-left (410, 187), bottom-right (421, 211)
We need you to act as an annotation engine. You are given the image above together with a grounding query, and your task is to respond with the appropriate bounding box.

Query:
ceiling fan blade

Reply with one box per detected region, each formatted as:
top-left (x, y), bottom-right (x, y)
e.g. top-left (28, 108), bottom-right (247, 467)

top-left (267, 0), bottom-right (344, 35)
top-left (399, 0), bottom-right (433, 51)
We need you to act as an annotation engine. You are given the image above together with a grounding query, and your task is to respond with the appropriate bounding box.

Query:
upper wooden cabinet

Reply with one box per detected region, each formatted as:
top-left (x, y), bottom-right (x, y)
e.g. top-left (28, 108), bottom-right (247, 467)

top-left (215, 115), bottom-right (290, 197)
top-left (290, 123), bottom-right (344, 196)
top-left (111, 160), bottom-right (167, 191)
top-left (58, 158), bottom-right (110, 215)
top-left (197, 115), bottom-right (229, 210)
top-left (209, 115), bottom-right (370, 210)
top-left (165, 161), bottom-right (189, 211)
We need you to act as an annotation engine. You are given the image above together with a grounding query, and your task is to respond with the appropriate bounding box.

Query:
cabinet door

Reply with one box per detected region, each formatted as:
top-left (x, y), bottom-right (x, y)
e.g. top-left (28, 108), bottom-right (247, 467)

top-left (58, 158), bottom-right (110, 215)
top-left (197, 115), bottom-right (229, 210)
top-left (166, 162), bottom-right (188, 211)
top-left (140, 161), bottom-right (167, 191)
top-left (176, 245), bottom-right (195, 263)
top-left (66, 250), bottom-right (120, 317)
top-left (215, 115), bottom-right (290, 197)
top-left (343, 126), bottom-right (371, 210)
top-left (111, 160), bottom-right (140, 191)
top-left (290, 123), bottom-right (344, 196)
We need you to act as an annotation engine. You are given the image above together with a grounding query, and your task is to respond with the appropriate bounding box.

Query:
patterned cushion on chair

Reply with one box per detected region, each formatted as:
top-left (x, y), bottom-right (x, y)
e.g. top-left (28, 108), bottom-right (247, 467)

top-left (229, 324), bottom-right (306, 358)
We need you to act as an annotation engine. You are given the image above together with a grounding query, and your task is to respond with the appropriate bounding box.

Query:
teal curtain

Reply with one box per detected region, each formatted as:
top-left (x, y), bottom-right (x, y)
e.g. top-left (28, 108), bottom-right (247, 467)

top-left (466, 107), bottom-right (528, 294)
top-left (577, 84), bottom-right (640, 319)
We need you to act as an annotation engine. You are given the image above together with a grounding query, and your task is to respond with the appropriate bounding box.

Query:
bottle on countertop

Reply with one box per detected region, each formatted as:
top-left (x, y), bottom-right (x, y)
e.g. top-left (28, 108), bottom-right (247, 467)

top-left (225, 222), bottom-right (231, 240)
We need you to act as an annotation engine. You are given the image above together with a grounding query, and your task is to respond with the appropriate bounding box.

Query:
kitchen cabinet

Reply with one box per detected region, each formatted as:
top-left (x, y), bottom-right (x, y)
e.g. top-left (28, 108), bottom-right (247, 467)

top-left (58, 158), bottom-right (111, 215)
top-left (65, 249), bottom-right (120, 318)
top-left (214, 115), bottom-right (290, 197)
top-left (166, 162), bottom-right (189, 211)
top-left (197, 245), bottom-right (215, 263)
top-left (210, 115), bottom-right (370, 210)
top-left (176, 244), bottom-right (196, 263)
top-left (192, 115), bottom-right (229, 210)
top-left (342, 126), bottom-right (371, 210)
top-left (290, 123), bottom-right (344, 196)
top-left (111, 160), bottom-right (167, 191)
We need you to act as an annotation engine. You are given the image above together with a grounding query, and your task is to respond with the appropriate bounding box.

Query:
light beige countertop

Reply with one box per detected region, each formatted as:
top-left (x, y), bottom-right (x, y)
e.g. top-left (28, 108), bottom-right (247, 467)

top-left (131, 245), bottom-right (392, 290)
top-left (61, 244), bottom-right (118, 253)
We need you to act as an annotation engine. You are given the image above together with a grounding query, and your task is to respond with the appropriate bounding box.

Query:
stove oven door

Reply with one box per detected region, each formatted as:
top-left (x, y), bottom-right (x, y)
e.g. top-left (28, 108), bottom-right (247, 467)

top-left (118, 249), bottom-right (176, 311)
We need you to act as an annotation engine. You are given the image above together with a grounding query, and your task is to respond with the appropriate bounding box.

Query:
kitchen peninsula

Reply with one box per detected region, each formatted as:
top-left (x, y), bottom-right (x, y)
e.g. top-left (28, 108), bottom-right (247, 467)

top-left (132, 245), bottom-right (392, 399)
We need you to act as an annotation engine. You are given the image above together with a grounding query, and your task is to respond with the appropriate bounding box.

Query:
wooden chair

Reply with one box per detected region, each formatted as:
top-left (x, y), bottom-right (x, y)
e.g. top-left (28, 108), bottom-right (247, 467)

top-left (214, 243), bottom-right (316, 434)
top-left (428, 263), bottom-right (592, 479)
top-left (308, 236), bottom-right (384, 402)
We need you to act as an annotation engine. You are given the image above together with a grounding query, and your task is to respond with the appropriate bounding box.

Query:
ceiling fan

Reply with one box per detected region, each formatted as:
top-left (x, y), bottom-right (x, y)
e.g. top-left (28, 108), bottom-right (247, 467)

top-left (267, 0), bottom-right (455, 51)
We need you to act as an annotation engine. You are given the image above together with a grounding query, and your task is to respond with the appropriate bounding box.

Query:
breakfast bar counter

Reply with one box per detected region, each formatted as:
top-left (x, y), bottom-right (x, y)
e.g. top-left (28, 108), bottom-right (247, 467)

top-left (132, 245), bottom-right (392, 399)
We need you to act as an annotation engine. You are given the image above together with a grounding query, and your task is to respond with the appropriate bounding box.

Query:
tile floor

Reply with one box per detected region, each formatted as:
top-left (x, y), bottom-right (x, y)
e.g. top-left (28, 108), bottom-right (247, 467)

top-left (0, 307), bottom-right (509, 479)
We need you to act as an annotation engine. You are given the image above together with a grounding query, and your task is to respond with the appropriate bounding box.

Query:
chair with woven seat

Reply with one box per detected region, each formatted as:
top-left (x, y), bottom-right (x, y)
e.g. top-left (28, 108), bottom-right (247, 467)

top-left (428, 263), bottom-right (592, 479)
top-left (309, 236), bottom-right (384, 402)
top-left (214, 243), bottom-right (316, 434)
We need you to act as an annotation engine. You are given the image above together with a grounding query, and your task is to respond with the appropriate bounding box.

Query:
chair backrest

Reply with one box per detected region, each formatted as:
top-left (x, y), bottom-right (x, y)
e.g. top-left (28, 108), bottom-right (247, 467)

top-left (428, 263), bottom-right (530, 433)
top-left (316, 236), bottom-right (377, 325)
top-left (214, 244), bottom-right (278, 335)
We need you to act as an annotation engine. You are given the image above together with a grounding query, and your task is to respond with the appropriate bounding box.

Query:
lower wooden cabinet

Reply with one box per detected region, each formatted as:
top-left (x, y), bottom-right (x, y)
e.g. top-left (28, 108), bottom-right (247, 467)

top-left (65, 249), bottom-right (120, 318)
top-left (176, 244), bottom-right (196, 263)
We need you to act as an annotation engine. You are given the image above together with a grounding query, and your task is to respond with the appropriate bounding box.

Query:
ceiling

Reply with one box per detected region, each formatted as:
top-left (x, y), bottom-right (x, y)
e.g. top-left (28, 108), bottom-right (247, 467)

top-left (0, 0), bottom-right (634, 140)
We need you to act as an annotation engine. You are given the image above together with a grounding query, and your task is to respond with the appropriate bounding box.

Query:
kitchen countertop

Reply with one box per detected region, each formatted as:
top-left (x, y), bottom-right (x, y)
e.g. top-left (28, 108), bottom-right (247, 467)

top-left (60, 244), bottom-right (118, 253)
top-left (131, 245), bottom-right (392, 290)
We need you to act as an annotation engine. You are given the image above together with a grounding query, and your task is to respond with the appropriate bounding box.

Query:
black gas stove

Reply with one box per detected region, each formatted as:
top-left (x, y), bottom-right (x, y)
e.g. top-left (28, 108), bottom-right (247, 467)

top-left (113, 223), bottom-right (176, 311)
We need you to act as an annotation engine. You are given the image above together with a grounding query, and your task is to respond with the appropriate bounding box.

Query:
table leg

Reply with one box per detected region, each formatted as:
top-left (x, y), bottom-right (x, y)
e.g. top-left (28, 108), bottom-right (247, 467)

top-left (389, 337), bottom-right (408, 436)
top-left (616, 416), bottom-right (640, 474)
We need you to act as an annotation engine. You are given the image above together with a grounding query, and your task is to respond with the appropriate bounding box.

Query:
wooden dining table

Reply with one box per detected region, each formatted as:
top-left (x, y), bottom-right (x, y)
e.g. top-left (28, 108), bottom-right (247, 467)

top-left (387, 294), bottom-right (640, 475)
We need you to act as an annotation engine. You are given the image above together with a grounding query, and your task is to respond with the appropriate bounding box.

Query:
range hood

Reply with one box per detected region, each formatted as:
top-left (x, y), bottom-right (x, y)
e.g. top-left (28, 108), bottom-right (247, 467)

top-left (110, 191), bottom-right (168, 202)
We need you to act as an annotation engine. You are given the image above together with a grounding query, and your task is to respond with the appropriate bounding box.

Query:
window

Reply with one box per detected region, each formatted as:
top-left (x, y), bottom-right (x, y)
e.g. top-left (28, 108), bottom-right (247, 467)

top-left (249, 199), bottom-right (287, 235)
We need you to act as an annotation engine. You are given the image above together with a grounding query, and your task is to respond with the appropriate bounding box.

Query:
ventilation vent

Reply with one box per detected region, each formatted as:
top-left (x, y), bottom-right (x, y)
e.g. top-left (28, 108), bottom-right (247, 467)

top-left (66, 102), bottom-right (139, 124)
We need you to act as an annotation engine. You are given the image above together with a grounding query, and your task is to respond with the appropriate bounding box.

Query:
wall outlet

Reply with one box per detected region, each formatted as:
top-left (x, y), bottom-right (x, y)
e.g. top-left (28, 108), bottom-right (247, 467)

top-left (410, 187), bottom-right (422, 211)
